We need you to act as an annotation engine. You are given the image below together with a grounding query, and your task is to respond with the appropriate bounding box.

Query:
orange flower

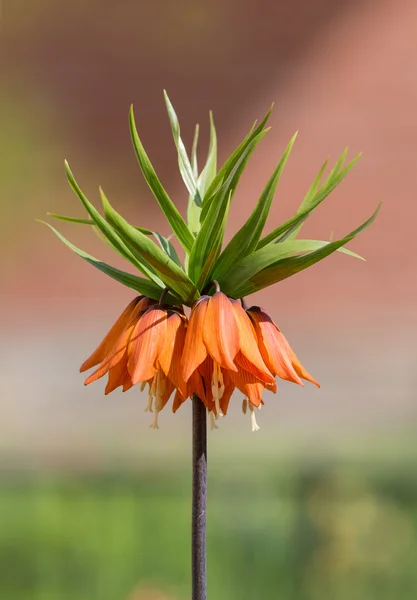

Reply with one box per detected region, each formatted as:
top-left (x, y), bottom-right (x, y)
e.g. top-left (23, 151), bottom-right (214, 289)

top-left (246, 306), bottom-right (319, 388)
top-left (81, 296), bottom-right (188, 427)
top-left (127, 305), bottom-right (188, 427)
top-left (81, 296), bottom-right (155, 391)
top-left (182, 289), bottom-right (275, 423)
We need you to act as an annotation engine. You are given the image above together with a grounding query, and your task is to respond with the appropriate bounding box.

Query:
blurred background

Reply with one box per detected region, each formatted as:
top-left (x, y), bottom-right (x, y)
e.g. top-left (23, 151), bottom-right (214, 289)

top-left (1, 0), bottom-right (417, 598)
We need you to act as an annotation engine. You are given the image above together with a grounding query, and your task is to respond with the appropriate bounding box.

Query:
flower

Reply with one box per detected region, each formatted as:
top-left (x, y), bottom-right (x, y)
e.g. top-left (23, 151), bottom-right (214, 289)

top-left (246, 306), bottom-right (319, 388)
top-left (81, 296), bottom-right (188, 428)
top-left (182, 287), bottom-right (276, 429)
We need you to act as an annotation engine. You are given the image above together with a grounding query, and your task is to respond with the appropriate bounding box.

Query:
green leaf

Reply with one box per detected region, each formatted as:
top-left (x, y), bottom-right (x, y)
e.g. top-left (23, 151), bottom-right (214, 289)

top-left (129, 105), bottom-right (195, 253)
top-left (188, 130), bottom-right (267, 285)
top-left (187, 124), bottom-right (202, 235)
top-left (100, 189), bottom-right (199, 304)
top-left (212, 132), bottom-right (298, 281)
top-left (191, 123), bottom-right (200, 178)
top-left (163, 90), bottom-right (201, 205)
top-left (257, 151), bottom-right (361, 248)
top-left (47, 212), bottom-right (153, 235)
top-left (228, 204), bottom-right (381, 297)
top-left (219, 238), bottom-right (364, 293)
top-left (198, 111), bottom-right (217, 199)
top-left (287, 150), bottom-right (361, 240)
top-left (201, 105), bottom-right (273, 209)
top-left (65, 162), bottom-right (164, 286)
top-left (38, 221), bottom-right (182, 302)
top-left (200, 128), bottom-right (270, 224)
top-left (152, 232), bottom-right (182, 267)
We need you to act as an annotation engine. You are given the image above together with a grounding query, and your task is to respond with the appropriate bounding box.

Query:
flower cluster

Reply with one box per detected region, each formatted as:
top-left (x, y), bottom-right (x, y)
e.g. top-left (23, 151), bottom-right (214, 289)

top-left (43, 91), bottom-right (378, 432)
top-left (81, 284), bottom-right (318, 430)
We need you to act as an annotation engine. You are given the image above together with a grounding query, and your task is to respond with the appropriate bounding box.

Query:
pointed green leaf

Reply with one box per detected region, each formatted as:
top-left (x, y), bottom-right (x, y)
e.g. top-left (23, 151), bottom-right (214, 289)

top-left (39, 221), bottom-right (183, 302)
top-left (188, 131), bottom-right (267, 284)
top-left (152, 232), bottom-right (182, 267)
top-left (228, 204), bottom-right (380, 297)
top-left (191, 123), bottom-right (200, 178)
top-left (100, 189), bottom-right (199, 304)
top-left (65, 162), bottom-right (164, 286)
top-left (212, 132), bottom-right (298, 281)
top-left (257, 152), bottom-right (361, 248)
top-left (187, 124), bottom-right (202, 235)
top-left (200, 128), bottom-right (270, 224)
top-left (201, 104), bottom-right (273, 207)
top-left (198, 111), bottom-right (217, 199)
top-left (47, 212), bottom-right (153, 235)
top-left (219, 237), bottom-right (364, 293)
top-left (287, 150), bottom-right (361, 240)
top-left (129, 105), bottom-right (194, 253)
top-left (163, 90), bottom-right (201, 205)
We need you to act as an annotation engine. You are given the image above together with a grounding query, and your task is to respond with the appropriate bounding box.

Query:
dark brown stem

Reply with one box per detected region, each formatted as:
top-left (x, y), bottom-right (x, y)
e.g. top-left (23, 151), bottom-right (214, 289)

top-left (192, 394), bottom-right (207, 600)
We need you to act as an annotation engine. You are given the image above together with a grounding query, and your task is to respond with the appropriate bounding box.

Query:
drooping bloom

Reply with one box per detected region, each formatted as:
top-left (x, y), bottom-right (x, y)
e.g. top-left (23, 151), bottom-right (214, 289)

top-left (182, 290), bottom-right (275, 428)
top-left (81, 297), bottom-right (188, 427)
top-left (246, 306), bottom-right (319, 388)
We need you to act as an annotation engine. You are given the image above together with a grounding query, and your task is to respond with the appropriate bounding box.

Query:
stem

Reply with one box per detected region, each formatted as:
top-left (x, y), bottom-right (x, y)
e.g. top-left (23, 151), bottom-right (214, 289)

top-left (192, 394), bottom-right (207, 600)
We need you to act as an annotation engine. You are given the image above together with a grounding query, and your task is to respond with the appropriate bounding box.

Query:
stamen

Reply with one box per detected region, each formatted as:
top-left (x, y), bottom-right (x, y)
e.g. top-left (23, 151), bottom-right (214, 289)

top-left (211, 362), bottom-right (225, 417)
top-left (209, 410), bottom-right (218, 430)
top-left (140, 381), bottom-right (147, 392)
top-left (149, 410), bottom-right (160, 429)
top-left (149, 375), bottom-right (163, 429)
top-left (242, 398), bottom-right (248, 414)
top-left (249, 402), bottom-right (260, 432)
top-left (145, 383), bottom-right (154, 412)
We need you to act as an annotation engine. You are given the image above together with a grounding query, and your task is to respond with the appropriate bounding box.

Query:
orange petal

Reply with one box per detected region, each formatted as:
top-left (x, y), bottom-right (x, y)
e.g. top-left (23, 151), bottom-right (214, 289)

top-left (197, 355), bottom-right (213, 401)
top-left (219, 370), bottom-right (235, 415)
top-left (158, 311), bottom-right (188, 397)
top-left (80, 297), bottom-right (141, 372)
top-left (202, 292), bottom-right (239, 371)
top-left (228, 367), bottom-right (266, 408)
top-left (172, 389), bottom-right (188, 413)
top-left (181, 297), bottom-right (209, 382)
top-left (248, 308), bottom-right (303, 385)
top-left (128, 307), bottom-right (168, 384)
top-left (188, 368), bottom-right (206, 403)
top-left (84, 318), bottom-right (137, 386)
top-left (159, 373), bottom-right (176, 411)
top-left (105, 352), bottom-right (131, 394)
top-left (289, 348), bottom-right (320, 387)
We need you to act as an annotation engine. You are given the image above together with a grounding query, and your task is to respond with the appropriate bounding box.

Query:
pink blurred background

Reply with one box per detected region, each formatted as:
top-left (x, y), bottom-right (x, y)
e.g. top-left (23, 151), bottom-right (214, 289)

top-left (1, 0), bottom-right (416, 462)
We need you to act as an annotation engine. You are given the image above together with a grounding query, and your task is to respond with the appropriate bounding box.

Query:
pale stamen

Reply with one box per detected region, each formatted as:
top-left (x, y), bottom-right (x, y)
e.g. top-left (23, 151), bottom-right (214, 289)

top-left (149, 371), bottom-right (164, 429)
top-left (145, 382), bottom-right (154, 412)
top-left (211, 362), bottom-right (225, 417)
top-left (209, 410), bottom-right (218, 430)
top-left (249, 402), bottom-right (260, 432)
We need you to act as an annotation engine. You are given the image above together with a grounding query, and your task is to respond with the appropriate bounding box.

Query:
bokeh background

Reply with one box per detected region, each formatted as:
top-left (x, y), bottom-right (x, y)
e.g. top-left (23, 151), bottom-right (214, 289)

top-left (1, 0), bottom-right (417, 598)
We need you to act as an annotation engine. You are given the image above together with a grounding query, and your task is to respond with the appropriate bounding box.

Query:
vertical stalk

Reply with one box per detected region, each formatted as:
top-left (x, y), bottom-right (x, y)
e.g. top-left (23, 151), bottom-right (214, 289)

top-left (192, 394), bottom-right (207, 600)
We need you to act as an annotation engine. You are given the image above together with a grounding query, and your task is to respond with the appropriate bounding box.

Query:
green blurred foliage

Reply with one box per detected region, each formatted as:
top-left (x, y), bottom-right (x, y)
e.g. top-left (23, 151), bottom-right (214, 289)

top-left (0, 460), bottom-right (416, 600)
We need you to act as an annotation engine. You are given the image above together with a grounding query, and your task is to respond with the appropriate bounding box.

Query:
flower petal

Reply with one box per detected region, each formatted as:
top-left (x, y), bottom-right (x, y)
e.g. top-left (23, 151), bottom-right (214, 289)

top-left (159, 311), bottom-right (188, 397)
top-left (219, 370), bottom-right (235, 415)
top-left (289, 348), bottom-right (320, 387)
top-left (84, 317), bottom-right (138, 385)
top-left (80, 297), bottom-right (141, 372)
top-left (202, 292), bottom-right (239, 371)
top-left (230, 300), bottom-right (275, 384)
top-left (247, 307), bottom-right (303, 385)
top-left (172, 389), bottom-right (188, 413)
top-left (228, 367), bottom-right (266, 408)
top-left (181, 297), bottom-right (209, 382)
top-left (187, 368), bottom-right (207, 404)
top-left (128, 307), bottom-right (168, 384)
top-left (105, 352), bottom-right (131, 394)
